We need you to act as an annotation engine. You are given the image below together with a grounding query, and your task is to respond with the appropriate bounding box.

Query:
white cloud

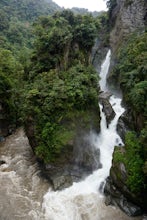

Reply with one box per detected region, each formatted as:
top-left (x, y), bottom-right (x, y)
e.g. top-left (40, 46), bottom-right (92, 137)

top-left (53, 0), bottom-right (107, 12)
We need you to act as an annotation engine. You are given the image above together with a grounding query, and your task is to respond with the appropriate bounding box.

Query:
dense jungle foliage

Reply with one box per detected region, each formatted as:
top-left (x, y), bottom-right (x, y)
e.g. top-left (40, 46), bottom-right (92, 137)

top-left (24, 11), bottom-right (104, 162)
top-left (0, 0), bottom-right (60, 52)
top-left (0, 0), bottom-right (146, 199)
top-left (112, 32), bottom-right (147, 197)
top-left (0, 0), bottom-right (109, 162)
top-left (0, 0), bottom-right (60, 129)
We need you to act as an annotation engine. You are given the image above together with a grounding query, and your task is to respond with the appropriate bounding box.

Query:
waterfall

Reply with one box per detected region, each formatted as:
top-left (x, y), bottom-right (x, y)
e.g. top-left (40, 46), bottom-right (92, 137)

top-left (99, 50), bottom-right (111, 91)
top-left (0, 50), bottom-right (138, 220)
top-left (41, 50), bottom-right (129, 220)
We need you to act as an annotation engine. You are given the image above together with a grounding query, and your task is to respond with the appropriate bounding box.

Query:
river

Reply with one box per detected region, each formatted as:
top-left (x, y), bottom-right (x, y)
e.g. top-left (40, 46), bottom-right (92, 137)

top-left (0, 50), bottom-right (142, 220)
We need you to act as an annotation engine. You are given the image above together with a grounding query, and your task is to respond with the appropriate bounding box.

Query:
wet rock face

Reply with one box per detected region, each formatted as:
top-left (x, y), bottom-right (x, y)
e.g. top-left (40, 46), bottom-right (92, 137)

top-left (103, 0), bottom-right (147, 217)
top-left (40, 133), bottom-right (102, 190)
top-left (99, 92), bottom-right (116, 127)
top-left (110, 0), bottom-right (146, 53)
top-left (104, 177), bottom-right (142, 217)
top-left (25, 116), bottom-right (37, 151)
top-left (117, 109), bottom-right (145, 141)
top-left (92, 41), bottom-right (109, 73)
top-left (73, 133), bottom-right (102, 171)
top-left (25, 107), bottom-right (101, 190)
top-left (50, 145), bottom-right (101, 190)
top-left (0, 104), bottom-right (15, 139)
top-left (101, 99), bottom-right (115, 127)
top-left (0, 160), bottom-right (6, 165)
top-left (50, 175), bottom-right (73, 191)
top-left (104, 146), bottom-right (145, 216)
top-left (117, 110), bottom-right (133, 141)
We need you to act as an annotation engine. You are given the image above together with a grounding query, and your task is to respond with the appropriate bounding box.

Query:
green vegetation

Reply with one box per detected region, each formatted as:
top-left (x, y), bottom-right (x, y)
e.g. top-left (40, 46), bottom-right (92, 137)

top-left (111, 32), bottom-right (147, 197)
top-left (0, 0), bottom-right (146, 207)
top-left (0, 48), bottom-right (24, 125)
top-left (29, 11), bottom-right (98, 76)
top-left (0, 72), bottom-right (13, 121)
top-left (106, 0), bottom-right (117, 25)
top-left (106, 0), bottom-right (147, 206)
top-left (23, 11), bottom-right (101, 162)
top-left (114, 132), bottom-right (145, 194)
top-left (113, 32), bottom-right (147, 120)
top-left (0, 0), bottom-right (61, 129)
top-left (1, 0), bottom-right (108, 162)
top-left (0, 0), bottom-right (60, 54)
top-left (70, 7), bottom-right (103, 17)
top-left (23, 64), bottom-right (99, 162)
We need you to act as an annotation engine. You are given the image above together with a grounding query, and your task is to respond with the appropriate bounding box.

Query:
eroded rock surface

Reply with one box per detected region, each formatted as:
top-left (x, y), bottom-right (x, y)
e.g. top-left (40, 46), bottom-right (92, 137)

top-left (99, 92), bottom-right (116, 127)
top-left (110, 0), bottom-right (146, 53)
top-left (41, 133), bottom-right (102, 190)
top-left (104, 177), bottom-right (142, 217)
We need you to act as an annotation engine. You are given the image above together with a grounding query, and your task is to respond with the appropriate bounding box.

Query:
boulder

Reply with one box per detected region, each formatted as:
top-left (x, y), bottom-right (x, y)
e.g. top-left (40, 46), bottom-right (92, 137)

top-left (117, 117), bottom-right (128, 141)
top-left (99, 92), bottom-right (116, 127)
top-left (117, 109), bottom-right (135, 141)
top-left (25, 107), bottom-right (101, 190)
top-left (104, 177), bottom-right (142, 217)
top-left (0, 160), bottom-right (6, 165)
top-left (39, 135), bottom-right (102, 190)
top-left (104, 146), bottom-right (145, 216)
top-left (51, 174), bottom-right (73, 191)
top-left (99, 91), bottom-right (112, 100)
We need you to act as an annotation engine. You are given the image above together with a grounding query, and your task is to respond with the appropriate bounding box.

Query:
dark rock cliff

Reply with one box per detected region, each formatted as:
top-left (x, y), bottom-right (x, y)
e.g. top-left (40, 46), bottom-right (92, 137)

top-left (26, 109), bottom-right (101, 190)
top-left (110, 0), bottom-right (146, 54)
top-left (0, 104), bottom-right (15, 140)
top-left (108, 0), bottom-right (147, 87)
top-left (104, 0), bottom-right (147, 216)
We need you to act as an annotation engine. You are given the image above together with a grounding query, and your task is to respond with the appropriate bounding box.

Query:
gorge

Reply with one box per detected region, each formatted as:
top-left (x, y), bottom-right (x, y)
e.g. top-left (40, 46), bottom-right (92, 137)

top-left (0, 0), bottom-right (147, 219)
top-left (0, 50), bottom-right (142, 220)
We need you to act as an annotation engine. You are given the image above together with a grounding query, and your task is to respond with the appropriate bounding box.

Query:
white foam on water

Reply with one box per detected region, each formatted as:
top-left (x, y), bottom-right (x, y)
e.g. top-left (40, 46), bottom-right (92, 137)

top-left (0, 51), bottom-right (140, 220)
top-left (41, 50), bottom-right (132, 220)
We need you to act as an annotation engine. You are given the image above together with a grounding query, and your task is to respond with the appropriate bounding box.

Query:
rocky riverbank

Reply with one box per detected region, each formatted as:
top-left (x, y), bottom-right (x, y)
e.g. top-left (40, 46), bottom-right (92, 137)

top-left (103, 0), bottom-right (147, 216)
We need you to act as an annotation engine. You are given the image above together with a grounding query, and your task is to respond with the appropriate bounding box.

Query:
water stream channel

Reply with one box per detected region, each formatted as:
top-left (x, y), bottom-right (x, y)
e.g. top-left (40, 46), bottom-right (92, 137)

top-left (0, 50), bottom-right (142, 220)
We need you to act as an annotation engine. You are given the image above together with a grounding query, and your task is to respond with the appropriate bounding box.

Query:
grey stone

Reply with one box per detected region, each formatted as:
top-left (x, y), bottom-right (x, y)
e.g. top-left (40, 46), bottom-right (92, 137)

top-left (104, 177), bottom-right (142, 216)
top-left (110, 0), bottom-right (146, 53)
top-left (51, 175), bottom-right (73, 191)
top-left (99, 92), bottom-right (116, 127)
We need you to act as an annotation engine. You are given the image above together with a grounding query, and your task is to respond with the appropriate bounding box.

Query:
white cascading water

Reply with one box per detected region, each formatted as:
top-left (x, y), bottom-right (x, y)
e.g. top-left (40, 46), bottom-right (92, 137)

top-left (99, 50), bottom-right (111, 92)
top-left (1, 50), bottom-right (141, 220)
top-left (41, 50), bottom-right (127, 220)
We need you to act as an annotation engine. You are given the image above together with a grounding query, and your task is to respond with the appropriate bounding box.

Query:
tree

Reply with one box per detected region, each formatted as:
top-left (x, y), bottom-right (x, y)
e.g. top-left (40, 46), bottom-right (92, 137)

top-left (30, 12), bottom-right (98, 76)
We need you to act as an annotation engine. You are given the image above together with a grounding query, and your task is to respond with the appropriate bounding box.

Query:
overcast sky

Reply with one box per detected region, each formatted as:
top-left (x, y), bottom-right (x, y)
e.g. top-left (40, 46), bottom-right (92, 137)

top-left (53, 0), bottom-right (107, 12)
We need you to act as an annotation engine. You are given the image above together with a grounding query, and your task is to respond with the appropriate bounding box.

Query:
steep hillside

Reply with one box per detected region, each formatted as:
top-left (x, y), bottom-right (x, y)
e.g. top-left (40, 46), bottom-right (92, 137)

top-left (0, 0), bottom-right (61, 52)
top-left (108, 0), bottom-right (146, 53)
top-left (0, 0), bottom-right (110, 187)
top-left (0, 0), bottom-right (61, 138)
top-left (104, 0), bottom-right (147, 216)
top-left (23, 11), bottom-right (104, 186)
top-left (70, 7), bottom-right (103, 17)
top-left (0, 0), bottom-right (60, 22)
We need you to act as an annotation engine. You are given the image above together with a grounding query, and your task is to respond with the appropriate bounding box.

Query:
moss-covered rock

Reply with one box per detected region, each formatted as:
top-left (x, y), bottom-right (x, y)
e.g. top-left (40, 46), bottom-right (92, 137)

top-left (104, 176), bottom-right (142, 216)
top-left (104, 131), bottom-right (147, 215)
